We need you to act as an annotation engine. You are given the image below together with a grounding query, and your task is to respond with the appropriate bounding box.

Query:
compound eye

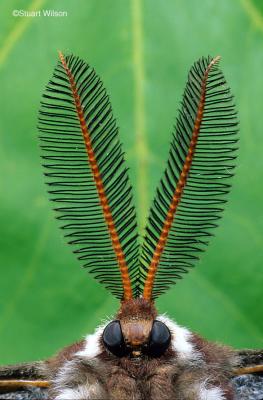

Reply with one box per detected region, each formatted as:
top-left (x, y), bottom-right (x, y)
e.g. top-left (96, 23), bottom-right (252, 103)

top-left (102, 320), bottom-right (126, 357)
top-left (148, 320), bottom-right (171, 357)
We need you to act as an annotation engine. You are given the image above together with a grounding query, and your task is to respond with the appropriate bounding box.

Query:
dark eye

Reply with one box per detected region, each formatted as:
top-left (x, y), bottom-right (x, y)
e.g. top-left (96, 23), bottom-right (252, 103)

top-left (102, 320), bottom-right (126, 357)
top-left (148, 320), bottom-right (171, 357)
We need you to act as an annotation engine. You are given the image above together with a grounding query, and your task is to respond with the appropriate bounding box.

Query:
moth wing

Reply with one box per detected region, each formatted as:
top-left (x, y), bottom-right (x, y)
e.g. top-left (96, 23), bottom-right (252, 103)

top-left (0, 362), bottom-right (49, 398)
top-left (233, 350), bottom-right (263, 399)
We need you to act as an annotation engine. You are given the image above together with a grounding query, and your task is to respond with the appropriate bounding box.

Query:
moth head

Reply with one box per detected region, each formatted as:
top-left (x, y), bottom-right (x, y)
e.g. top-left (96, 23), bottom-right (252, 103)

top-left (102, 298), bottom-right (171, 358)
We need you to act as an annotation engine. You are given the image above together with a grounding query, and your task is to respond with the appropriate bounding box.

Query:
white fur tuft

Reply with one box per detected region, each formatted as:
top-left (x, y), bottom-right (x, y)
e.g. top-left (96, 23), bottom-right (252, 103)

top-left (157, 314), bottom-right (202, 363)
top-left (54, 383), bottom-right (101, 400)
top-left (76, 323), bottom-right (106, 359)
top-left (53, 359), bottom-right (105, 399)
top-left (198, 383), bottom-right (225, 400)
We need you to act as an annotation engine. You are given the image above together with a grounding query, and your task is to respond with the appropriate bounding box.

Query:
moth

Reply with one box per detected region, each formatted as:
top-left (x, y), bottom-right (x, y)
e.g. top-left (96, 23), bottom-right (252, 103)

top-left (0, 53), bottom-right (262, 400)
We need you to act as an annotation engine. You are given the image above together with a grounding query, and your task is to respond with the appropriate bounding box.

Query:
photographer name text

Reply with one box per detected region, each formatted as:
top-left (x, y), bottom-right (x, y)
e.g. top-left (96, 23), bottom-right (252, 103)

top-left (13, 9), bottom-right (68, 17)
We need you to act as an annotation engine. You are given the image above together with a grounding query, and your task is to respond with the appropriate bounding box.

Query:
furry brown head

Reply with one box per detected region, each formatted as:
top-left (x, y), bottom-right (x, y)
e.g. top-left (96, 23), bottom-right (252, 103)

top-left (117, 298), bottom-right (156, 353)
top-left (102, 298), bottom-right (171, 358)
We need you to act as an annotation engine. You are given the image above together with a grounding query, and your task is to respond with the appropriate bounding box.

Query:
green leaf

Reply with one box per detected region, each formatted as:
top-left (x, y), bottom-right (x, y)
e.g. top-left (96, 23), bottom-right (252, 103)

top-left (0, 0), bottom-right (262, 364)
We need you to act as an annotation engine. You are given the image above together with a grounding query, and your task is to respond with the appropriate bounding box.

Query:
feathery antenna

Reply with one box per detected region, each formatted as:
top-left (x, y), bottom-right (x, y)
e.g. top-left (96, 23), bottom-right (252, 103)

top-left (39, 53), bottom-right (238, 302)
top-left (39, 53), bottom-right (139, 299)
top-left (58, 52), bottom-right (133, 300)
top-left (140, 56), bottom-right (238, 300)
top-left (143, 56), bottom-right (221, 300)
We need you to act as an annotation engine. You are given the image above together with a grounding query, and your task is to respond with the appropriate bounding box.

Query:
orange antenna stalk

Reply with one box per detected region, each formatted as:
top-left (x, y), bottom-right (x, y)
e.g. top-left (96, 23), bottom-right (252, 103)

top-left (0, 379), bottom-right (50, 389)
top-left (233, 365), bottom-right (263, 376)
top-left (58, 51), bottom-right (133, 300)
top-left (143, 56), bottom-right (221, 301)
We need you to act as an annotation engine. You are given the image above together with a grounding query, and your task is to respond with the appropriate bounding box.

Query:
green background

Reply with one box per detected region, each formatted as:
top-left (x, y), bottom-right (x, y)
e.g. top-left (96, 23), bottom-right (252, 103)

top-left (0, 0), bottom-right (262, 364)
